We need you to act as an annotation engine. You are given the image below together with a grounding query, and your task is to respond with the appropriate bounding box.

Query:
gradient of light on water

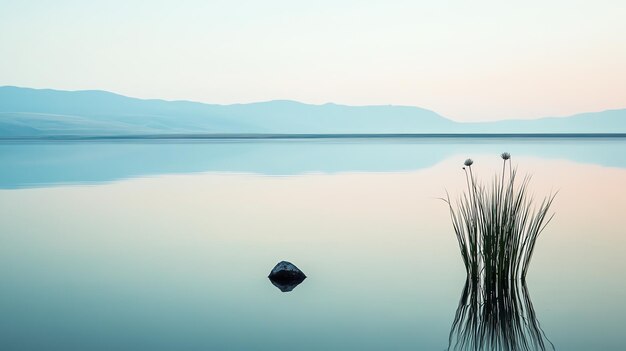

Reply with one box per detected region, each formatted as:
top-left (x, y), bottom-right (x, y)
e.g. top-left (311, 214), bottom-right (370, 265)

top-left (0, 139), bottom-right (625, 350)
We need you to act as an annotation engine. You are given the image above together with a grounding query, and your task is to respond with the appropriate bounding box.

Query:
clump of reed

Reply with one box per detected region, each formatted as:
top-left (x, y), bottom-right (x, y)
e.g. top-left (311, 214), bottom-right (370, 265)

top-left (442, 153), bottom-right (557, 283)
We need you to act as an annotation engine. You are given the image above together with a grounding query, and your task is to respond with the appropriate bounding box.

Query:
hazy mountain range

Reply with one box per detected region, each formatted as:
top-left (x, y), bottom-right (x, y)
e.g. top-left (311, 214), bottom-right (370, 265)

top-left (0, 86), bottom-right (624, 137)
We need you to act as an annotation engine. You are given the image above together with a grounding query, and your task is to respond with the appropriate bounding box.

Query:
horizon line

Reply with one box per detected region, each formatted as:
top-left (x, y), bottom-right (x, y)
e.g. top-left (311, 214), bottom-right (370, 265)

top-left (3, 133), bottom-right (626, 142)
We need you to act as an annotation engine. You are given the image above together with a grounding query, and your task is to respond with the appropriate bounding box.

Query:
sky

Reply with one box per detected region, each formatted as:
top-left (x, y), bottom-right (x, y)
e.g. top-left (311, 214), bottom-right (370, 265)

top-left (1, 0), bottom-right (625, 121)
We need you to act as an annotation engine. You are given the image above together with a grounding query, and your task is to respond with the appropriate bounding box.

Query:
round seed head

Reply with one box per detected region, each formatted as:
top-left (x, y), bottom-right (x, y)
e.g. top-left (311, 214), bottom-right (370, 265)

top-left (501, 152), bottom-right (511, 160)
top-left (464, 158), bottom-right (474, 167)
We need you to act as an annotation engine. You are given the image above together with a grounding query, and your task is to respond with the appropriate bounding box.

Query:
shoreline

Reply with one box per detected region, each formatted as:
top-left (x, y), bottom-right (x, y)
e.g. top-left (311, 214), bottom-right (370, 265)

top-left (2, 133), bottom-right (626, 141)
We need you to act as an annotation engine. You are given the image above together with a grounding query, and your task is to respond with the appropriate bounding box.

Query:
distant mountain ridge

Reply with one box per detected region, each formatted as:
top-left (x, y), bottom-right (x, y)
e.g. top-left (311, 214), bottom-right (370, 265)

top-left (0, 86), bottom-right (624, 136)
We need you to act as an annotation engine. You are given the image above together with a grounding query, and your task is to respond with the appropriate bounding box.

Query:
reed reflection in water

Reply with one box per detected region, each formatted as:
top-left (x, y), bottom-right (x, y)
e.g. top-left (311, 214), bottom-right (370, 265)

top-left (448, 278), bottom-right (555, 351)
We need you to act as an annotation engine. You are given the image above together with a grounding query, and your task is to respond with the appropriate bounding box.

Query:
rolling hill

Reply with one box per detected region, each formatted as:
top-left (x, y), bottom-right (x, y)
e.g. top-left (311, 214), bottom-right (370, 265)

top-left (0, 86), bottom-right (624, 136)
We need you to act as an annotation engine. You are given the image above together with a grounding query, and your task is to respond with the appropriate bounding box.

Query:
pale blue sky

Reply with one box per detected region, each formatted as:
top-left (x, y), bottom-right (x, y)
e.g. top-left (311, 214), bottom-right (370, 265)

top-left (1, 0), bottom-right (625, 121)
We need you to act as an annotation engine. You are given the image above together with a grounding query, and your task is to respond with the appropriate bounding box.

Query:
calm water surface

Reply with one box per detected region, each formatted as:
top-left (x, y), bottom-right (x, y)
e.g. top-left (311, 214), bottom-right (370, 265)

top-left (1, 138), bottom-right (625, 350)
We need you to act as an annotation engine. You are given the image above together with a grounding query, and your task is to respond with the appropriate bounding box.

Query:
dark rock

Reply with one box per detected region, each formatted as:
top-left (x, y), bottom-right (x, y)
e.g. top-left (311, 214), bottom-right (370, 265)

top-left (268, 261), bottom-right (306, 292)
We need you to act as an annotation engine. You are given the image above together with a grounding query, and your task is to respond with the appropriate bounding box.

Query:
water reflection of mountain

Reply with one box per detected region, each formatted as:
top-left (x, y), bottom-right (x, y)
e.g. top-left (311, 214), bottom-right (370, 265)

top-left (1, 138), bottom-right (625, 188)
top-left (448, 279), bottom-right (554, 351)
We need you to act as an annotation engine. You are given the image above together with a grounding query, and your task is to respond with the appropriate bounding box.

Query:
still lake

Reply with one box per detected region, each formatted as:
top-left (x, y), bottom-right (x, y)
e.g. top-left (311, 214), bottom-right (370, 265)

top-left (1, 138), bottom-right (625, 350)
